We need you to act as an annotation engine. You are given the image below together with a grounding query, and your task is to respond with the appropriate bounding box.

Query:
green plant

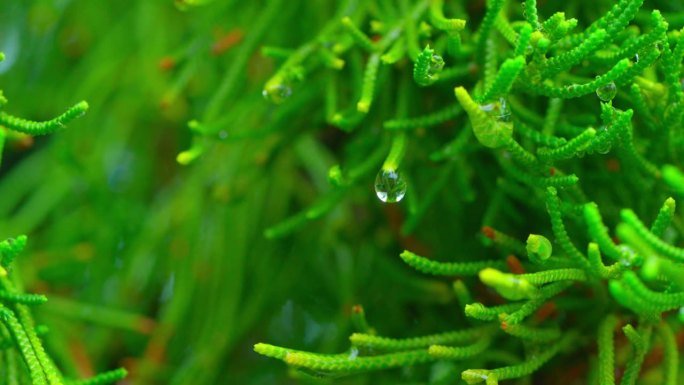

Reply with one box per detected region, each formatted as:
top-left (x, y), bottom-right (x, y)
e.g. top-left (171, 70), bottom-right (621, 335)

top-left (248, 0), bottom-right (684, 383)
top-left (0, 51), bottom-right (126, 384)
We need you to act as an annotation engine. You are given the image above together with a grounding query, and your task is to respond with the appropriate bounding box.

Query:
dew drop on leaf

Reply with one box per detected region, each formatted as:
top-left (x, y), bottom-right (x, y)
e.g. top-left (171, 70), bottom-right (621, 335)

top-left (618, 244), bottom-right (637, 266)
top-left (595, 127), bottom-right (612, 154)
top-left (428, 54), bottom-right (445, 79)
top-left (374, 169), bottom-right (407, 203)
top-left (262, 83), bottom-right (292, 104)
top-left (479, 97), bottom-right (511, 122)
top-left (596, 81), bottom-right (617, 102)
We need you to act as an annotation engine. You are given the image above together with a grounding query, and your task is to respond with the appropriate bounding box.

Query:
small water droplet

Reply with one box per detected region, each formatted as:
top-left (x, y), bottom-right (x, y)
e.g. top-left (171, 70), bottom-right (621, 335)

top-left (596, 143), bottom-right (611, 154)
top-left (596, 81), bottom-right (617, 102)
top-left (479, 97), bottom-right (511, 122)
top-left (634, 53), bottom-right (640, 63)
top-left (218, 130), bottom-right (228, 140)
top-left (618, 245), bottom-right (636, 266)
top-left (262, 83), bottom-right (292, 104)
top-left (348, 347), bottom-right (359, 361)
top-left (428, 54), bottom-right (444, 79)
top-left (479, 103), bottom-right (494, 112)
top-left (374, 169), bottom-right (407, 203)
top-left (595, 127), bottom-right (612, 154)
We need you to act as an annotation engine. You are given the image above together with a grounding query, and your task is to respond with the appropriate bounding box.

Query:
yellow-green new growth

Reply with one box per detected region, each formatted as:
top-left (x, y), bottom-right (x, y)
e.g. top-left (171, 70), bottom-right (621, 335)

top-left (454, 87), bottom-right (512, 148)
top-left (525, 234), bottom-right (552, 262)
top-left (478, 268), bottom-right (538, 300)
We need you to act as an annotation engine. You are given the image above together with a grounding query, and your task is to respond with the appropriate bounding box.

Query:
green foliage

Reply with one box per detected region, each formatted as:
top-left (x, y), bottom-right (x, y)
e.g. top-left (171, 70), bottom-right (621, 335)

top-left (5, 0), bottom-right (684, 384)
top-left (241, 0), bottom-right (684, 383)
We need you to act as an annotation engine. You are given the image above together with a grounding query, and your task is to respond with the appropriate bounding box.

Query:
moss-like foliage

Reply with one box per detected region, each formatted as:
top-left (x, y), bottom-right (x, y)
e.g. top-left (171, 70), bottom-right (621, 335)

top-left (244, 0), bottom-right (684, 383)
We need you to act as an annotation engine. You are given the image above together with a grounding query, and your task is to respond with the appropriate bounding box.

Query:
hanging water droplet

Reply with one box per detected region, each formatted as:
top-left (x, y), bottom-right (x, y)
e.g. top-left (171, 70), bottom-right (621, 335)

top-left (634, 53), bottom-right (640, 63)
top-left (374, 169), bottom-right (407, 203)
top-left (596, 81), bottom-right (617, 102)
top-left (428, 54), bottom-right (444, 79)
top-left (262, 83), bottom-right (292, 104)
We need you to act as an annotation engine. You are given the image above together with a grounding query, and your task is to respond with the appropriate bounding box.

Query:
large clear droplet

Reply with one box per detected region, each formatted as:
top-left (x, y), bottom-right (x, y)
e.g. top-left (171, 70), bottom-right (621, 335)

top-left (374, 169), bottom-right (407, 203)
top-left (262, 83), bottom-right (292, 104)
top-left (596, 81), bottom-right (617, 102)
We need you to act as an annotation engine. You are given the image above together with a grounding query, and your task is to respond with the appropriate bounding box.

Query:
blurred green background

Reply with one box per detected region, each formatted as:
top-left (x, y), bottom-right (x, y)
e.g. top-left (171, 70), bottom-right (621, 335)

top-left (0, 1), bottom-right (466, 384)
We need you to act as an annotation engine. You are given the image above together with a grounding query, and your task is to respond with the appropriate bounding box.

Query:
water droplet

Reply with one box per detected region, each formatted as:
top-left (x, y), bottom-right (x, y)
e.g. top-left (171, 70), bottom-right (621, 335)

top-left (374, 169), bottom-right (407, 203)
top-left (596, 143), bottom-right (611, 154)
top-left (525, 44), bottom-right (534, 55)
top-left (262, 83), bottom-right (292, 104)
top-left (348, 347), bottom-right (359, 360)
top-left (497, 98), bottom-right (511, 122)
top-left (428, 54), bottom-right (444, 79)
top-left (617, 245), bottom-right (636, 266)
top-left (479, 103), bottom-right (494, 112)
top-left (634, 53), bottom-right (639, 63)
top-left (594, 127), bottom-right (612, 154)
top-left (479, 97), bottom-right (511, 122)
top-left (218, 130), bottom-right (228, 140)
top-left (596, 81), bottom-right (617, 102)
